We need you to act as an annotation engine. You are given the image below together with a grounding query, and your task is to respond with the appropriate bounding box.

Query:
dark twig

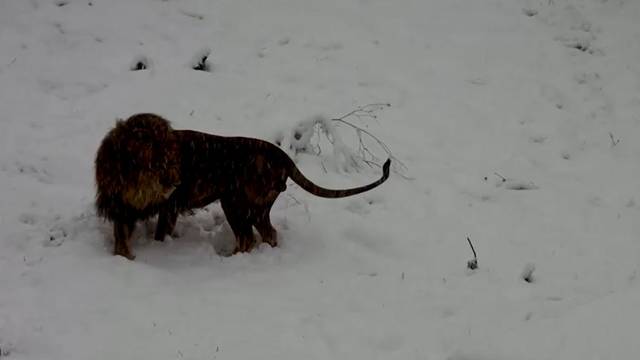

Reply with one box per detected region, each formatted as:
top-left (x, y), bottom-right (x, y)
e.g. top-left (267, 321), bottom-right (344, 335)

top-left (320, 161), bottom-right (328, 174)
top-left (333, 103), bottom-right (391, 122)
top-left (494, 172), bottom-right (507, 182)
top-left (467, 237), bottom-right (477, 258)
top-left (287, 194), bottom-right (302, 206)
top-left (330, 103), bottom-right (410, 179)
top-left (287, 103), bottom-right (409, 179)
top-left (521, 263), bottom-right (536, 283)
top-left (609, 132), bottom-right (620, 147)
top-left (466, 236), bottom-right (478, 270)
top-left (180, 10), bottom-right (204, 20)
top-left (192, 49), bottom-right (212, 72)
top-left (287, 194), bottom-right (310, 220)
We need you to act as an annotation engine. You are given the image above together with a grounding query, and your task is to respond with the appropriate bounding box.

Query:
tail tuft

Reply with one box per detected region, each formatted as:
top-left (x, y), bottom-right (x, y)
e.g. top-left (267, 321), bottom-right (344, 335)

top-left (382, 158), bottom-right (391, 180)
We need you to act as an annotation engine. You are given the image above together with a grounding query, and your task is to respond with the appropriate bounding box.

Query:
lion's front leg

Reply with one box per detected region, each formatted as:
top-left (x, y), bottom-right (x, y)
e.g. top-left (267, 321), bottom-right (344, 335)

top-left (113, 219), bottom-right (136, 260)
top-left (154, 206), bottom-right (178, 241)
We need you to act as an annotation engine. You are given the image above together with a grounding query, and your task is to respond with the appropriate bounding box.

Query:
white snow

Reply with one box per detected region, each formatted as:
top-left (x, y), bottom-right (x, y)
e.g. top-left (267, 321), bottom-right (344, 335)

top-left (1, 0), bottom-right (640, 359)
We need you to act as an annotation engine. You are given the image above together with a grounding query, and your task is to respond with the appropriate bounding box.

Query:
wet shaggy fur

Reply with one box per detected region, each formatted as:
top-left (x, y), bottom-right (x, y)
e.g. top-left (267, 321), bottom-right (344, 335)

top-left (95, 114), bottom-right (180, 259)
top-left (95, 113), bottom-right (391, 259)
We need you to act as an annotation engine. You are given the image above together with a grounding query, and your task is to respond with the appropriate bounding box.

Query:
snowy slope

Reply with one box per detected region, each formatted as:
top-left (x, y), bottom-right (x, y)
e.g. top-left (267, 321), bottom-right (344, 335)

top-left (1, 0), bottom-right (639, 359)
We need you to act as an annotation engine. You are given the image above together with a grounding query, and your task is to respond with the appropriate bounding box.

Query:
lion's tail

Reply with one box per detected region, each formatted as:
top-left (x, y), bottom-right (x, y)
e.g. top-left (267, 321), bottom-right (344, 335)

top-left (287, 158), bottom-right (391, 198)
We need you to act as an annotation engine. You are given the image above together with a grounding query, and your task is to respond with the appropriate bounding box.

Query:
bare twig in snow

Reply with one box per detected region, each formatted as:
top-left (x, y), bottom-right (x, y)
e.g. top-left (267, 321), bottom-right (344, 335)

top-left (287, 194), bottom-right (310, 221)
top-left (609, 132), bottom-right (620, 147)
top-left (334, 103), bottom-right (390, 122)
top-left (282, 103), bottom-right (409, 178)
top-left (180, 10), bottom-right (205, 20)
top-left (331, 103), bottom-right (410, 179)
top-left (466, 236), bottom-right (478, 270)
top-left (522, 263), bottom-right (536, 283)
top-left (494, 172), bottom-right (507, 182)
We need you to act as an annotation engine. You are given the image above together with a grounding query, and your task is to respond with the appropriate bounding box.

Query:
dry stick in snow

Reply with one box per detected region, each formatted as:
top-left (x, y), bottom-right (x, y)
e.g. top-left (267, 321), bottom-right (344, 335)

top-left (609, 132), bottom-right (620, 147)
top-left (320, 161), bottom-right (328, 174)
top-left (494, 172), bottom-right (507, 182)
top-left (522, 263), bottom-right (536, 283)
top-left (287, 194), bottom-right (310, 221)
top-left (330, 103), bottom-right (410, 179)
top-left (466, 236), bottom-right (478, 270)
top-left (288, 103), bottom-right (408, 178)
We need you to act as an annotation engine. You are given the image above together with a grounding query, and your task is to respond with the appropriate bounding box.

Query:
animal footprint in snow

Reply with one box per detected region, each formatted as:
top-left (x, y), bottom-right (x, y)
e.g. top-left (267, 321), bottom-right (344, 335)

top-left (345, 200), bottom-right (370, 216)
top-left (130, 55), bottom-right (151, 71)
top-left (18, 213), bottom-right (39, 226)
top-left (345, 195), bottom-right (383, 215)
top-left (191, 48), bottom-right (212, 72)
top-left (14, 161), bottom-right (52, 184)
top-left (556, 34), bottom-right (593, 53)
top-left (179, 10), bottom-right (205, 20)
top-left (277, 37), bottom-right (291, 46)
top-left (0, 342), bottom-right (14, 357)
top-left (47, 226), bottom-right (68, 247)
top-left (493, 173), bottom-right (538, 191)
top-left (574, 72), bottom-right (601, 86)
top-left (502, 179), bottom-right (538, 191)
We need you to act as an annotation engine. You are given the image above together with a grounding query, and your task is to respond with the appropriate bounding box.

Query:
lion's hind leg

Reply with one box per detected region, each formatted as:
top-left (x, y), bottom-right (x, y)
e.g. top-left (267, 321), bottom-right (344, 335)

top-left (254, 198), bottom-right (278, 248)
top-left (220, 198), bottom-right (256, 254)
top-left (255, 215), bottom-right (277, 248)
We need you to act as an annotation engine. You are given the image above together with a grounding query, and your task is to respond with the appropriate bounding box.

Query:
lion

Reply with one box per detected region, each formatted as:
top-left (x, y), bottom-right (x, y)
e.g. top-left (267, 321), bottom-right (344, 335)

top-left (95, 113), bottom-right (391, 259)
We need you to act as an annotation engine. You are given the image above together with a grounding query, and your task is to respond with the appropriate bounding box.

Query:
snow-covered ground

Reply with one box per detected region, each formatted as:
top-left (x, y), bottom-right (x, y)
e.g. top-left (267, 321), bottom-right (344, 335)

top-left (1, 0), bottom-right (640, 358)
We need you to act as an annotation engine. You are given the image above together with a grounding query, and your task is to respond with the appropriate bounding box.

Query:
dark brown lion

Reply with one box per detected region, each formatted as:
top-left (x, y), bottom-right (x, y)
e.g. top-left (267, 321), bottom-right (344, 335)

top-left (95, 113), bottom-right (391, 259)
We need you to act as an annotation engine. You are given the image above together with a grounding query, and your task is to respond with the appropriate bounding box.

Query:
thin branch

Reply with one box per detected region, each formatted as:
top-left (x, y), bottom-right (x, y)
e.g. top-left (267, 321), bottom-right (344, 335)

top-left (287, 194), bottom-right (303, 206)
top-left (179, 10), bottom-right (205, 20)
top-left (287, 194), bottom-right (310, 221)
top-left (288, 103), bottom-right (411, 179)
top-left (320, 161), bottom-right (328, 174)
top-left (334, 103), bottom-right (391, 121)
top-left (609, 132), bottom-right (620, 147)
top-left (466, 236), bottom-right (478, 270)
top-left (494, 172), bottom-right (507, 182)
top-left (362, 159), bottom-right (378, 169)
top-left (331, 115), bottom-right (410, 178)
top-left (466, 237), bottom-right (477, 259)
